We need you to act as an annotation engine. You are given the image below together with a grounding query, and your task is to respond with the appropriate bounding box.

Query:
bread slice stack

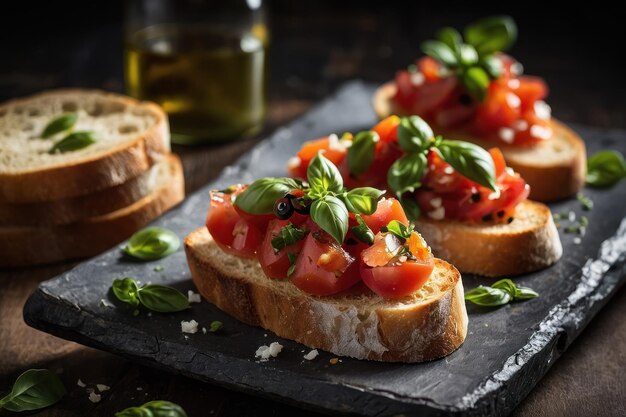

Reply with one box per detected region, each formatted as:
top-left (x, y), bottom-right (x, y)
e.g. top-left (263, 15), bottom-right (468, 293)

top-left (0, 89), bottom-right (185, 267)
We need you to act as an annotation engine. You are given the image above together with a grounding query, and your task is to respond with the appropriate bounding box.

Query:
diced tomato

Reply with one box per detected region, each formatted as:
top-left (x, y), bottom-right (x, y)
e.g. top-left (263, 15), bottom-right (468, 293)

top-left (474, 82), bottom-right (521, 133)
top-left (290, 231), bottom-right (360, 296)
top-left (230, 219), bottom-right (264, 258)
top-left (434, 102), bottom-right (476, 128)
top-left (234, 206), bottom-right (275, 230)
top-left (371, 116), bottom-right (400, 143)
top-left (360, 198), bottom-right (408, 233)
top-left (411, 77), bottom-right (457, 116)
top-left (289, 136), bottom-right (347, 179)
top-left (512, 76), bottom-right (548, 112)
top-left (490, 148), bottom-right (506, 178)
top-left (258, 218), bottom-right (307, 279)
top-left (418, 57), bottom-right (441, 82)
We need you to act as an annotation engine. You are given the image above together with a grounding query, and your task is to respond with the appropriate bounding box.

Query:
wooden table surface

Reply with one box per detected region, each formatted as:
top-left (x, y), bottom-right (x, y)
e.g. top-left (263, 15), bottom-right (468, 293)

top-left (1, 2), bottom-right (625, 416)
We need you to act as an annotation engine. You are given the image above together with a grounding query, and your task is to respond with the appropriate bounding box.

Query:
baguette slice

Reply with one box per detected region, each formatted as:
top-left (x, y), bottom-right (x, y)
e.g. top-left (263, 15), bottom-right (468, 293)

top-left (185, 227), bottom-right (468, 363)
top-left (0, 156), bottom-right (174, 226)
top-left (0, 155), bottom-right (184, 267)
top-left (415, 200), bottom-right (563, 277)
top-left (373, 82), bottom-right (586, 202)
top-left (0, 89), bottom-right (170, 203)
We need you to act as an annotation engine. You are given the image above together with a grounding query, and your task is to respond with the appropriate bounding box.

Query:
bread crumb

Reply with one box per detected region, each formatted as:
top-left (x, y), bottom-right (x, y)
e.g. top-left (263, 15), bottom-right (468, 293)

top-left (187, 290), bottom-right (202, 303)
top-left (88, 392), bottom-right (101, 403)
top-left (96, 384), bottom-right (110, 392)
top-left (77, 379), bottom-right (86, 388)
top-left (303, 349), bottom-right (319, 361)
top-left (255, 342), bottom-right (283, 361)
top-left (329, 358), bottom-right (339, 365)
top-left (181, 319), bottom-right (199, 334)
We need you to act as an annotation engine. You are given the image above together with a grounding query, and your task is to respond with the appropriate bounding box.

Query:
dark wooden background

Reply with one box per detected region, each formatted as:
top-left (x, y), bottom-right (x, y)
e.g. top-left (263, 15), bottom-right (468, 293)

top-left (1, 1), bottom-right (624, 416)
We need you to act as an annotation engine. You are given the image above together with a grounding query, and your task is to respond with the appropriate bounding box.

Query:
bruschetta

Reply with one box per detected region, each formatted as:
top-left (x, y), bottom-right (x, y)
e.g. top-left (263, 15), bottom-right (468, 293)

top-left (372, 16), bottom-right (586, 202)
top-left (185, 153), bottom-right (467, 362)
top-left (287, 115), bottom-right (563, 276)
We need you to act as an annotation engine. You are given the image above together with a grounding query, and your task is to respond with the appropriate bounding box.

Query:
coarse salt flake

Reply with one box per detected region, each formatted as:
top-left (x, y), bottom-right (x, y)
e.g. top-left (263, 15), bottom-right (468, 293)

top-left (187, 290), bottom-right (201, 303)
top-left (77, 379), bottom-right (86, 388)
top-left (498, 128), bottom-right (515, 144)
top-left (506, 93), bottom-right (521, 109)
top-left (428, 206), bottom-right (445, 220)
top-left (287, 156), bottom-right (301, 170)
top-left (303, 349), bottom-right (319, 360)
top-left (96, 384), bottom-right (110, 392)
top-left (530, 124), bottom-right (552, 140)
top-left (255, 342), bottom-right (283, 361)
top-left (88, 392), bottom-right (102, 403)
top-left (410, 72), bottom-right (425, 86)
top-left (181, 320), bottom-right (199, 334)
top-left (534, 100), bottom-right (552, 120)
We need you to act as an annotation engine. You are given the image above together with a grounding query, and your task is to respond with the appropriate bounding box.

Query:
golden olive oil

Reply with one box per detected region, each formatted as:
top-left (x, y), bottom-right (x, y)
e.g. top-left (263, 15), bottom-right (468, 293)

top-left (125, 24), bottom-right (267, 144)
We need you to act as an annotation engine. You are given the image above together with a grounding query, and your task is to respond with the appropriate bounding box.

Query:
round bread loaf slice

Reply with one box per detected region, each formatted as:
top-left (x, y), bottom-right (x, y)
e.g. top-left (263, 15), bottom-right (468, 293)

top-left (0, 156), bottom-right (177, 226)
top-left (0, 89), bottom-right (170, 203)
top-left (185, 227), bottom-right (468, 363)
top-left (415, 200), bottom-right (563, 277)
top-left (0, 155), bottom-right (184, 267)
top-left (373, 82), bottom-right (586, 202)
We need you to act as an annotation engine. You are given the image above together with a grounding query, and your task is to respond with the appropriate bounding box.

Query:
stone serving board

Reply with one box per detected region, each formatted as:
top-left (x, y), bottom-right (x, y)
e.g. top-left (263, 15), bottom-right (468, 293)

top-left (24, 82), bottom-right (626, 416)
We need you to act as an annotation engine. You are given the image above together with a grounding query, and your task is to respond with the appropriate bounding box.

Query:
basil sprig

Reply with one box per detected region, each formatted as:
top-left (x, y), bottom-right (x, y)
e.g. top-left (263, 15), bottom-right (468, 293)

top-left (111, 277), bottom-right (190, 313)
top-left (464, 278), bottom-right (538, 307)
top-left (0, 369), bottom-right (66, 412)
top-left (115, 400), bottom-right (188, 417)
top-left (382, 220), bottom-right (415, 240)
top-left (123, 227), bottom-right (180, 261)
top-left (420, 16), bottom-right (517, 101)
top-left (41, 113), bottom-right (78, 138)
top-left (48, 131), bottom-right (98, 154)
top-left (235, 153), bottom-right (385, 244)
top-left (386, 116), bottom-right (496, 216)
top-left (586, 150), bottom-right (626, 188)
top-left (351, 214), bottom-right (375, 245)
top-left (347, 131), bottom-right (379, 177)
top-left (271, 223), bottom-right (307, 252)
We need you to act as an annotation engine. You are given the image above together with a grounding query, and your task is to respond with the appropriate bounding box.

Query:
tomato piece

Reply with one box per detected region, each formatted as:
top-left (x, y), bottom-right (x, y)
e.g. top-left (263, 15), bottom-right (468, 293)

top-left (360, 198), bottom-right (408, 234)
top-left (360, 259), bottom-right (434, 299)
top-left (258, 218), bottom-right (307, 279)
top-left (411, 77), bottom-right (457, 116)
top-left (489, 148), bottom-right (506, 178)
top-left (434, 102), bottom-right (476, 128)
top-left (371, 116), bottom-right (400, 143)
top-left (474, 82), bottom-right (521, 133)
top-left (512, 110), bottom-right (553, 146)
top-left (512, 76), bottom-right (548, 112)
top-left (234, 206), bottom-right (275, 231)
top-left (290, 136), bottom-right (347, 179)
top-left (206, 199), bottom-right (240, 248)
top-left (290, 231), bottom-right (360, 296)
top-left (418, 57), bottom-right (441, 82)
top-left (230, 219), bottom-right (263, 258)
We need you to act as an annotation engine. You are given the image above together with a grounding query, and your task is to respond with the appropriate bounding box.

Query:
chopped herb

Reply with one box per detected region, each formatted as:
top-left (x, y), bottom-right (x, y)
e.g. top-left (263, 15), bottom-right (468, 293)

top-left (209, 321), bottom-right (223, 333)
top-left (287, 253), bottom-right (297, 277)
top-left (576, 192), bottom-right (594, 211)
top-left (351, 214), bottom-right (375, 245)
top-left (153, 265), bottom-right (164, 272)
top-left (465, 278), bottom-right (537, 307)
top-left (271, 223), bottom-right (307, 252)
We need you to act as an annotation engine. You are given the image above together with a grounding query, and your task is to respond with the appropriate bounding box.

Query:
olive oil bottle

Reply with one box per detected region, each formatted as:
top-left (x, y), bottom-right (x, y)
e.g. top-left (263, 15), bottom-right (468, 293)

top-left (125, 23), bottom-right (267, 144)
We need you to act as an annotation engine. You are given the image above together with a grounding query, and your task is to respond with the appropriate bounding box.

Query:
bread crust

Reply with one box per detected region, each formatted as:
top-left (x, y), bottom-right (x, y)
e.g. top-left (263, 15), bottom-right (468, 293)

top-left (415, 200), bottom-right (563, 277)
top-left (184, 227), bottom-right (468, 363)
top-left (0, 155), bottom-right (184, 267)
top-left (0, 89), bottom-right (170, 203)
top-left (373, 82), bottom-right (586, 202)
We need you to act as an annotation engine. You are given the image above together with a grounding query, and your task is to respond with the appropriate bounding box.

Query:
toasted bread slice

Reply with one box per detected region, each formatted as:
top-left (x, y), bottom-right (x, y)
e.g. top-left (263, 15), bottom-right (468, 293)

top-left (0, 155), bottom-right (178, 226)
top-left (0, 155), bottom-right (184, 267)
top-left (373, 82), bottom-right (586, 202)
top-left (0, 89), bottom-right (170, 203)
top-left (415, 200), bottom-right (562, 277)
top-left (184, 227), bottom-right (468, 363)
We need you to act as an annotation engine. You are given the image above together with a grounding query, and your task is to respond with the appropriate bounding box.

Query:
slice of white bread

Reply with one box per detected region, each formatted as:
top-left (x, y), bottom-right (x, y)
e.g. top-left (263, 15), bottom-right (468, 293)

top-left (0, 155), bottom-right (184, 267)
top-left (373, 82), bottom-right (586, 202)
top-left (415, 200), bottom-right (563, 277)
top-left (184, 227), bottom-right (468, 363)
top-left (0, 89), bottom-right (170, 203)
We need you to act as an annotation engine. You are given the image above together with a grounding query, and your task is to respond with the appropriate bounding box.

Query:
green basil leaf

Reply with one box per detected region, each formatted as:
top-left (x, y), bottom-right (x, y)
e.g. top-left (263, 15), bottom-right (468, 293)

top-left (435, 140), bottom-right (497, 191)
top-left (111, 277), bottom-right (140, 307)
top-left (460, 66), bottom-right (490, 101)
top-left (481, 54), bottom-right (503, 79)
top-left (421, 40), bottom-right (457, 66)
top-left (351, 214), bottom-right (375, 245)
top-left (123, 227), bottom-right (180, 261)
top-left (399, 196), bottom-right (422, 220)
top-left (307, 152), bottom-right (343, 195)
top-left (387, 152), bottom-right (428, 196)
top-left (464, 15), bottom-right (517, 55)
top-left (464, 286), bottom-right (512, 307)
top-left (384, 220), bottom-right (411, 239)
top-left (347, 131), bottom-right (379, 177)
top-left (340, 187), bottom-right (385, 215)
top-left (137, 284), bottom-right (190, 313)
top-left (514, 286), bottom-right (539, 300)
top-left (209, 321), bottom-right (223, 332)
top-left (310, 195), bottom-right (348, 244)
top-left (48, 131), bottom-right (98, 154)
top-left (0, 369), bottom-right (66, 412)
top-left (491, 278), bottom-right (518, 297)
top-left (586, 150), bottom-right (626, 188)
top-left (115, 400), bottom-right (188, 417)
top-left (271, 223), bottom-right (307, 252)
top-left (437, 27), bottom-right (462, 54)
top-left (577, 192), bottom-right (594, 211)
top-left (397, 116), bottom-right (434, 152)
top-left (459, 44), bottom-right (479, 66)
top-left (41, 113), bottom-right (78, 138)
top-left (287, 252), bottom-right (298, 277)
top-left (234, 177), bottom-right (301, 215)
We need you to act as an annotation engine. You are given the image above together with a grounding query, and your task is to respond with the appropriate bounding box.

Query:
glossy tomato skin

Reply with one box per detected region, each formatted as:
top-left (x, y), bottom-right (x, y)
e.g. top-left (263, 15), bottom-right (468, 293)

top-left (258, 217), bottom-right (307, 279)
top-left (360, 258), bottom-right (434, 299)
top-left (290, 231), bottom-right (360, 296)
top-left (289, 136), bottom-right (347, 179)
top-left (360, 198), bottom-right (409, 234)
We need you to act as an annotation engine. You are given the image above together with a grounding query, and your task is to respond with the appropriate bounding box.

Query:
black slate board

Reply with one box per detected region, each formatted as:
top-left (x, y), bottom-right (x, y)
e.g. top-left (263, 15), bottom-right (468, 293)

top-left (24, 81), bottom-right (626, 417)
